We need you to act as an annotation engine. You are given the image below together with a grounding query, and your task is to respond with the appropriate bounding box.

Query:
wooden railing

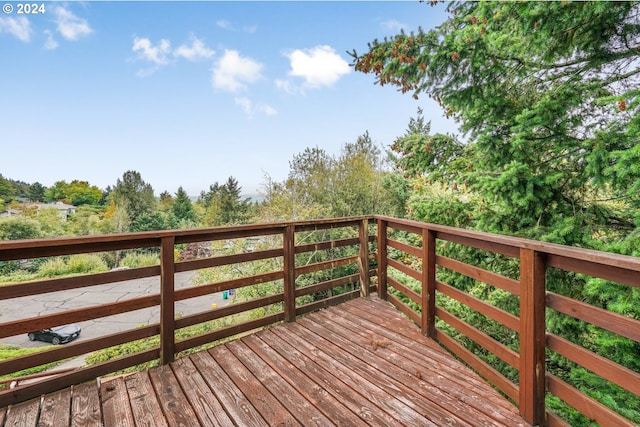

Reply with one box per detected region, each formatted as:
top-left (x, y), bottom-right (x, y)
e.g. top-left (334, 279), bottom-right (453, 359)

top-left (0, 217), bottom-right (374, 407)
top-left (1, 215), bottom-right (639, 426)
top-left (376, 216), bottom-right (640, 427)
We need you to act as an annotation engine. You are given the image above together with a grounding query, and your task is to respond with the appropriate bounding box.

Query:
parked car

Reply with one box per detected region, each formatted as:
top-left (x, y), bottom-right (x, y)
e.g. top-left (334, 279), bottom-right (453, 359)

top-left (27, 324), bottom-right (81, 345)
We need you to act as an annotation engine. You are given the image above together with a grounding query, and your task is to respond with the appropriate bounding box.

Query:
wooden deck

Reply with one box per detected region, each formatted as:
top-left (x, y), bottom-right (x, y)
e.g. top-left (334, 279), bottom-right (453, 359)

top-left (0, 296), bottom-right (527, 427)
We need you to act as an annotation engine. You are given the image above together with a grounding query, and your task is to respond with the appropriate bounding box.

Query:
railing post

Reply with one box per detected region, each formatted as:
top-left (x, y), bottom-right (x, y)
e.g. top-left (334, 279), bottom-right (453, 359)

top-left (358, 218), bottom-right (370, 297)
top-left (376, 219), bottom-right (388, 300)
top-left (160, 236), bottom-right (175, 365)
top-left (422, 229), bottom-right (436, 338)
top-left (519, 248), bottom-right (546, 425)
top-left (283, 225), bottom-right (296, 322)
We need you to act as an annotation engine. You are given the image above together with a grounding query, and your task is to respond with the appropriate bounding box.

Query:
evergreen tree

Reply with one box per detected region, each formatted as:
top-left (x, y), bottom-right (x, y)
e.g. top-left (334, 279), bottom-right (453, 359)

top-left (130, 211), bottom-right (169, 232)
top-left (219, 177), bottom-right (250, 224)
top-left (172, 186), bottom-right (195, 224)
top-left (0, 175), bottom-right (15, 205)
top-left (111, 171), bottom-right (157, 228)
top-left (352, 1), bottom-right (640, 245)
top-left (200, 177), bottom-right (250, 225)
top-left (287, 146), bottom-right (334, 216)
top-left (28, 182), bottom-right (46, 202)
top-left (353, 3), bottom-right (640, 424)
top-left (334, 132), bottom-right (384, 216)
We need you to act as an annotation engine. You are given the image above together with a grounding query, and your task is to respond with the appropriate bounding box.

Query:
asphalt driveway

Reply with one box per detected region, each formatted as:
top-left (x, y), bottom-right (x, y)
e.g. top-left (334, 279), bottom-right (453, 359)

top-left (0, 270), bottom-right (231, 348)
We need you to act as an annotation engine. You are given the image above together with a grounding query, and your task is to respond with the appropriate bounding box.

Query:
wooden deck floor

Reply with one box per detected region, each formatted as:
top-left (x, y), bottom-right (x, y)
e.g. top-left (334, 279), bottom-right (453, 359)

top-left (0, 296), bottom-right (527, 427)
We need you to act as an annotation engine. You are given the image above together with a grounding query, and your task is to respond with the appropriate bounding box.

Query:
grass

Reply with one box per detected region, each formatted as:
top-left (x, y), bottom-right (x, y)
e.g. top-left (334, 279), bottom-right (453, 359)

top-left (0, 344), bottom-right (65, 390)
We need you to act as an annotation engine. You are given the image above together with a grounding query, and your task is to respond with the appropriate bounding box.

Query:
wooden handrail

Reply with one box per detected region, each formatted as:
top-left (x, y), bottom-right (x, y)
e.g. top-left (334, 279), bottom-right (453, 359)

top-left (1, 215), bottom-right (639, 426)
top-left (0, 217), bottom-right (373, 408)
top-left (375, 215), bottom-right (640, 427)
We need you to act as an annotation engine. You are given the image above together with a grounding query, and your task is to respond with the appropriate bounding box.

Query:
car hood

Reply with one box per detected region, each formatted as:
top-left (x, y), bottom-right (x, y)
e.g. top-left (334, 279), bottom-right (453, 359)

top-left (51, 325), bottom-right (80, 335)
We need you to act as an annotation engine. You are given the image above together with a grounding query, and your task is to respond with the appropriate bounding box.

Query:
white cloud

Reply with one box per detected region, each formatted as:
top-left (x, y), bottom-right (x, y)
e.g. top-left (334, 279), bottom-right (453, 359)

top-left (132, 37), bottom-right (172, 65)
top-left (43, 30), bottom-right (58, 50)
top-left (135, 67), bottom-right (159, 78)
top-left (0, 17), bottom-right (32, 42)
top-left (380, 19), bottom-right (409, 32)
top-left (212, 49), bottom-right (263, 92)
top-left (132, 35), bottom-right (214, 75)
top-left (216, 19), bottom-right (256, 34)
top-left (235, 96), bottom-right (252, 113)
top-left (216, 20), bottom-right (234, 31)
top-left (234, 97), bottom-right (277, 118)
top-left (174, 36), bottom-right (214, 61)
top-left (283, 45), bottom-right (350, 90)
top-left (53, 6), bottom-right (93, 41)
top-left (260, 104), bottom-right (277, 116)
top-left (274, 78), bottom-right (299, 95)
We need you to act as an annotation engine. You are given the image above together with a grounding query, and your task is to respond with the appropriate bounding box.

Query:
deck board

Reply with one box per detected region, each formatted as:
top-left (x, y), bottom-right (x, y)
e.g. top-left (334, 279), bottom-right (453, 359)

top-left (148, 364), bottom-right (200, 427)
top-left (0, 296), bottom-right (527, 427)
top-left (100, 376), bottom-right (135, 427)
top-left (311, 306), bottom-right (512, 426)
top-left (70, 382), bottom-right (102, 427)
top-left (3, 397), bottom-right (39, 427)
top-left (210, 344), bottom-right (301, 426)
top-left (281, 322), bottom-right (435, 425)
top-left (293, 317), bottom-right (462, 426)
top-left (189, 350), bottom-right (268, 426)
top-left (327, 301), bottom-right (525, 425)
top-left (257, 329), bottom-right (396, 426)
top-left (242, 333), bottom-right (369, 426)
top-left (39, 387), bottom-right (71, 427)
top-left (300, 312), bottom-right (473, 426)
top-left (226, 339), bottom-right (334, 426)
top-left (124, 371), bottom-right (168, 427)
top-left (171, 356), bottom-right (235, 427)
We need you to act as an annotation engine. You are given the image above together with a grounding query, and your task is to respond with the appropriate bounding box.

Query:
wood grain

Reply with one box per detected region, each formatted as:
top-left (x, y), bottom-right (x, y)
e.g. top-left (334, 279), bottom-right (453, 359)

top-left (0, 297), bottom-right (527, 427)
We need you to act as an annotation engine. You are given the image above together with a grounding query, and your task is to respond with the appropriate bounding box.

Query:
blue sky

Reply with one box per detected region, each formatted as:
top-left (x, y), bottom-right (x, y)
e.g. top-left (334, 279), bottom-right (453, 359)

top-left (1, 1), bottom-right (457, 197)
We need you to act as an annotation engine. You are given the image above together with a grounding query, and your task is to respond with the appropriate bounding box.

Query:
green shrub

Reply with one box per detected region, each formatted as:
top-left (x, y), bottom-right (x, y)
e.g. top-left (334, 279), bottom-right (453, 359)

top-left (120, 252), bottom-right (159, 268)
top-left (37, 257), bottom-right (68, 277)
top-left (67, 254), bottom-right (108, 274)
top-left (0, 344), bottom-right (62, 389)
top-left (38, 254), bottom-right (108, 277)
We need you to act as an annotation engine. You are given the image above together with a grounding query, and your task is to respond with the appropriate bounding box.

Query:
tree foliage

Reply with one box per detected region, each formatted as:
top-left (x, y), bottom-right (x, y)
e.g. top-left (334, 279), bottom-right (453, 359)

top-left (27, 182), bottom-right (46, 202)
top-left (264, 133), bottom-right (400, 221)
top-left (352, 1), bottom-right (640, 245)
top-left (353, 2), bottom-right (640, 423)
top-left (111, 171), bottom-right (157, 228)
top-left (0, 174), bottom-right (30, 206)
top-left (0, 216), bottom-right (41, 241)
top-left (334, 132), bottom-right (386, 216)
top-left (66, 206), bottom-right (111, 236)
top-left (171, 186), bottom-right (196, 226)
top-left (0, 175), bottom-right (15, 205)
top-left (199, 177), bottom-right (251, 226)
top-left (44, 180), bottom-right (102, 206)
top-left (287, 146), bottom-right (334, 217)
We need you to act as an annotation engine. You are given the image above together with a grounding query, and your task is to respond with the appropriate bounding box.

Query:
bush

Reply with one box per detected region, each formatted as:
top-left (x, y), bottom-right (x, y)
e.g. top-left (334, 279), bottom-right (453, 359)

top-left (0, 216), bottom-right (41, 240)
top-left (120, 252), bottom-right (159, 268)
top-left (0, 344), bottom-right (61, 389)
top-left (37, 258), bottom-right (67, 277)
top-left (38, 254), bottom-right (108, 277)
top-left (67, 254), bottom-right (109, 274)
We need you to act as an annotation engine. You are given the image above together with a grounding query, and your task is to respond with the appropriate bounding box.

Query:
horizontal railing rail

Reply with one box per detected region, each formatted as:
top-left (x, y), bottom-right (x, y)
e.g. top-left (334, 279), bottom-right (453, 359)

top-left (0, 217), bottom-right (375, 407)
top-left (375, 215), bottom-right (640, 427)
top-left (1, 214), bottom-right (638, 427)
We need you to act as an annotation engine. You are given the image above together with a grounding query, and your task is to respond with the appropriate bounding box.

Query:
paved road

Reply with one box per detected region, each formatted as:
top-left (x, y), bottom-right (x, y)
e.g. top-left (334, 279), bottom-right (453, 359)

top-left (0, 271), bottom-right (231, 348)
